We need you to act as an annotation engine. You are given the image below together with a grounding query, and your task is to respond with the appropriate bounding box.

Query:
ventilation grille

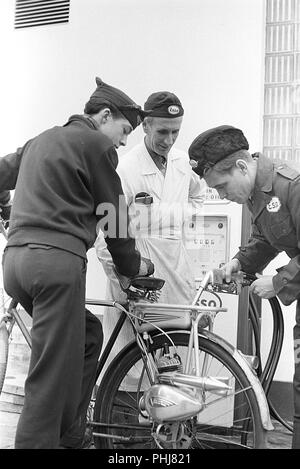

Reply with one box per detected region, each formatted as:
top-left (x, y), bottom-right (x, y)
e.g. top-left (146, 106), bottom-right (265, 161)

top-left (15, 0), bottom-right (70, 29)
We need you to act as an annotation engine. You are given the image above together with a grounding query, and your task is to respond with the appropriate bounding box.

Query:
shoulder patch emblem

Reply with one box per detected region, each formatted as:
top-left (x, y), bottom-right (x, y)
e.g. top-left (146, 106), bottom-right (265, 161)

top-left (266, 196), bottom-right (281, 213)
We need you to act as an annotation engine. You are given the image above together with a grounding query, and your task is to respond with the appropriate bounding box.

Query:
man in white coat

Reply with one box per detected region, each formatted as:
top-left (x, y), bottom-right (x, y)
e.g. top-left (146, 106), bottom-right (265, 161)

top-left (95, 91), bottom-right (206, 360)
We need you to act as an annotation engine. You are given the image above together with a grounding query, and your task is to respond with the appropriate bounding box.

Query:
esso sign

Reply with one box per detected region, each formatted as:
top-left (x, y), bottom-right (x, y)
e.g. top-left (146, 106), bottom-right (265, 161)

top-left (199, 290), bottom-right (222, 308)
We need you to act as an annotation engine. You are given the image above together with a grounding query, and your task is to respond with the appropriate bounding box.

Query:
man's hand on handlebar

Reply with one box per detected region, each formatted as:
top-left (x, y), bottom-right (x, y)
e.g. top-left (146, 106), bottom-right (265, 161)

top-left (0, 203), bottom-right (11, 228)
top-left (138, 256), bottom-right (154, 276)
top-left (113, 256), bottom-right (155, 294)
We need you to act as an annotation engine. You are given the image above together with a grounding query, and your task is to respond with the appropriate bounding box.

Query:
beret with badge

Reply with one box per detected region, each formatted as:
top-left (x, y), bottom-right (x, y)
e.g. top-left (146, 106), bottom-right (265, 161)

top-left (85, 77), bottom-right (149, 129)
top-left (188, 125), bottom-right (249, 178)
top-left (144, 91), bottom-right (184, 118)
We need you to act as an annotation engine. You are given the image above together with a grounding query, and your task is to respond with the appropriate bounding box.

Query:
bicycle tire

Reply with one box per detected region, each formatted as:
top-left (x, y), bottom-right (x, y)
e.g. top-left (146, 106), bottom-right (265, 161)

top-left (93, 331), bottom-right (267, 449)
top-left (0, 320), bottom-right (9, 395)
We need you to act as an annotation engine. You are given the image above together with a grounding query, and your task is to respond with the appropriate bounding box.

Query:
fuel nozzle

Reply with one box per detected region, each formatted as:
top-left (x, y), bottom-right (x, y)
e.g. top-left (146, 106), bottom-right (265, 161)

top-left (210, 269), bottom-right (238, 294)
top-left (211, 269), bottom-right (253, 295)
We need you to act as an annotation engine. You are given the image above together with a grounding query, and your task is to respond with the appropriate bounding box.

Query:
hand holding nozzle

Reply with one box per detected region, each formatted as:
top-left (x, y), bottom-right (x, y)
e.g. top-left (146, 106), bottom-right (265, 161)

top-left (211, 266), bottom-right (257, 294)
top-left (221, 259), bottom-right (241, 283)
top-left (218, 258), bottom-right (257, 286)
top-left (211, 268), bottom-right (241, 294)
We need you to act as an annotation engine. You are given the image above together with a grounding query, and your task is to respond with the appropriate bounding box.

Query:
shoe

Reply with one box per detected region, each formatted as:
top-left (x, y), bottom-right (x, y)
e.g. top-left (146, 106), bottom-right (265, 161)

top-left (59, 427), bottom-right (94, 449)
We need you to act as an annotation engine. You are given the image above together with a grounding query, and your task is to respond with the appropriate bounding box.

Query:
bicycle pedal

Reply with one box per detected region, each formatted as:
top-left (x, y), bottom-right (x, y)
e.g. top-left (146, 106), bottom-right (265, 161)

top-left (138, 412), bottom-right (150, 424)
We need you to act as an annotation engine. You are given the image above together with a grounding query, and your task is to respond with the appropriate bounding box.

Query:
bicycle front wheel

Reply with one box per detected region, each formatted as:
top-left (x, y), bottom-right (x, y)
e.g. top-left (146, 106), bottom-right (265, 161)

top-left (93, 331), bottom-right (267, 449)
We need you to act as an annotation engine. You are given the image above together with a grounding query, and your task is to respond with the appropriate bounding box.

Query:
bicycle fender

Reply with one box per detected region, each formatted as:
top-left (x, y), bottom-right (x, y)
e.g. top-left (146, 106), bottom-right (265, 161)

top-left (232, 348), bottom-right (274, 431)
top-left (198, 329), bottom-right (273, 432)
top-left (153, 328), bottom-right (273, 432)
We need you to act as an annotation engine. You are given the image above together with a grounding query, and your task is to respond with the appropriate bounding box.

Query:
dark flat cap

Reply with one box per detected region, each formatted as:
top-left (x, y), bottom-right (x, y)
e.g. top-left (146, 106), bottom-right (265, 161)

top-left (85, 77), bottom-right (147, 129)
top-left (144, 91), bottom-right (184, 118)
top-left (188, 125), bottom-right (249, 177)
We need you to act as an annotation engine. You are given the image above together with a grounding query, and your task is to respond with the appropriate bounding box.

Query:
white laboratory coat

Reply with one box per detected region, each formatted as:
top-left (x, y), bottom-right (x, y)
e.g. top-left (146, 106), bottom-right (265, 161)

top-left (95, 140), bottom-right (205, 365)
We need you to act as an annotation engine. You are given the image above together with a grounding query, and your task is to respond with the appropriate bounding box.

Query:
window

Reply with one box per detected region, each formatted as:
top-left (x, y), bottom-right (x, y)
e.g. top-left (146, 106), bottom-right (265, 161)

top-left (264, 0), bottom-right (300, 163)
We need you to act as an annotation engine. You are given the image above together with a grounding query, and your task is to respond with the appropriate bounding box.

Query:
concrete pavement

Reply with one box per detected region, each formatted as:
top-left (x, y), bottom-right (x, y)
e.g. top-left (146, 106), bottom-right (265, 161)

top-left (0, 405), bottom-right (293, 449)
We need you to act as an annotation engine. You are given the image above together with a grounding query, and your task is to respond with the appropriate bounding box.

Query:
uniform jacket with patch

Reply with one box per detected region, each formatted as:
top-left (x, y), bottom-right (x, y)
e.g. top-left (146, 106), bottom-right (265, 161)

top-left (234, 153), bottom-right (300, 306)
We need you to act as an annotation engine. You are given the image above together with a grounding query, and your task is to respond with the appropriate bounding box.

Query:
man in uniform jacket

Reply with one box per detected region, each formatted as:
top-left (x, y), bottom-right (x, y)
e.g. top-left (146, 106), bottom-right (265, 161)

top-left (0, 77), bottom-right (154, 449)
top-left (188, 124), bottom-right (300, 448)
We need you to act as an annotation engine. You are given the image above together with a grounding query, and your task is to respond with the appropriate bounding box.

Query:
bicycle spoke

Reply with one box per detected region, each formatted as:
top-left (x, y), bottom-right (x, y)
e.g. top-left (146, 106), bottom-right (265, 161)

top-left (94, 333), bottom-right (266, 449)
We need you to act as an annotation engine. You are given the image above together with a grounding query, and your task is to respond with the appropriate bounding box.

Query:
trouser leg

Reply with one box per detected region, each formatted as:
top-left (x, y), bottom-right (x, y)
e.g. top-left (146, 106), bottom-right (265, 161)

top-left (3, 245), bottom-right (87, 449)
top-left (60, 309), bottom-right (103, 448)
top-left (292, 301), bottom-right (300, 449)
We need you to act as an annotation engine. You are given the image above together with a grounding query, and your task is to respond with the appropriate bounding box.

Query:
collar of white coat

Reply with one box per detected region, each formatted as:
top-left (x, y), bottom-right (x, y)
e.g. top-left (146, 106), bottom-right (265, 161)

top-left (140, 139), bottom-right (186, 176)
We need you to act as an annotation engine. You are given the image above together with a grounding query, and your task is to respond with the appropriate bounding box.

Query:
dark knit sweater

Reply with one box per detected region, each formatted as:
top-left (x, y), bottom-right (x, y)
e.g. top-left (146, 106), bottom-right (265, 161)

top-left (0, 115), bottom-right (140, 277)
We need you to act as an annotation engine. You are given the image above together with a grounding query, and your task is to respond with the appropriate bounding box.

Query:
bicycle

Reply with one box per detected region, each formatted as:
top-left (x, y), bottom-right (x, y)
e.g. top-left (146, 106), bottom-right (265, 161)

top-left (0, 249), bottom-right (273, 449)
top-left (89, 270), bottom-right (274, 449)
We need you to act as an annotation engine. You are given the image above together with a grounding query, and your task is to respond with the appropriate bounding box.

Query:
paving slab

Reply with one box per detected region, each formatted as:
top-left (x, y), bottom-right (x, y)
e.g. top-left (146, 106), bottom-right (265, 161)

top-left (0, 407), bottom-right (293, 450)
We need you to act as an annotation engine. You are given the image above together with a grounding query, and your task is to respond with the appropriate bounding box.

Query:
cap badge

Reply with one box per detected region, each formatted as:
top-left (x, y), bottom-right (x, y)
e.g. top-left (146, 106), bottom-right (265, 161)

top-left (168, 105), bottom-right (180, 115)
top-left (266, 197), bottom-right (281, 213)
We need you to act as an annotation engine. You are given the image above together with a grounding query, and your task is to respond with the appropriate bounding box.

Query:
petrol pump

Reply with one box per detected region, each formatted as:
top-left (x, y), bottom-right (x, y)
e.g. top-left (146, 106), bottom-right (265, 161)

top-left (184, 185), bottom-right (248, 426)
top-left (185, 185), bottom-right (245, 348)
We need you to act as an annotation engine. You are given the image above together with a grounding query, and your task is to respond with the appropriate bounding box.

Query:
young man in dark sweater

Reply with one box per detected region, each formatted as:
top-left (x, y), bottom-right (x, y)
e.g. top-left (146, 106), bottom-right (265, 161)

top-left (0, 77), bottom-right (154, 449)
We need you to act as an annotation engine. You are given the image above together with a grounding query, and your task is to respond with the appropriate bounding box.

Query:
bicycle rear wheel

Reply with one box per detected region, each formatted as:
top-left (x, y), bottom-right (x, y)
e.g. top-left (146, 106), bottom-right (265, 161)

top-left (93, 331), bottom-right (267, 449)
top-left (0, 320), bottom-right (9, 395)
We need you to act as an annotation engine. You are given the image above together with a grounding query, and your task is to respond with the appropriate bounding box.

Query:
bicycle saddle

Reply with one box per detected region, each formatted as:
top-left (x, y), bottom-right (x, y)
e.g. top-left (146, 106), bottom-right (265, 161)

top-left (130, 276), bottom-right (165, 291)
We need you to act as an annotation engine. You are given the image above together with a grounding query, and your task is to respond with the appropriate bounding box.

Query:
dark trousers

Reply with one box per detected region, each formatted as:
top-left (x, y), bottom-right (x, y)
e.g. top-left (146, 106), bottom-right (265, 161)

top-left (293, 300), bottom-right (300, 448)
top-left (3, 245), bottom-right (103, 449)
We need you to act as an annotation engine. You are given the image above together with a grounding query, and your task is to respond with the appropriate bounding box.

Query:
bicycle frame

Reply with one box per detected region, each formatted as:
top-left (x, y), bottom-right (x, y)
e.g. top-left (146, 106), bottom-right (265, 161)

top-left (3, 299), bottom-right (31, 348)
top-left (85, 299), bottom-right (129, 382)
